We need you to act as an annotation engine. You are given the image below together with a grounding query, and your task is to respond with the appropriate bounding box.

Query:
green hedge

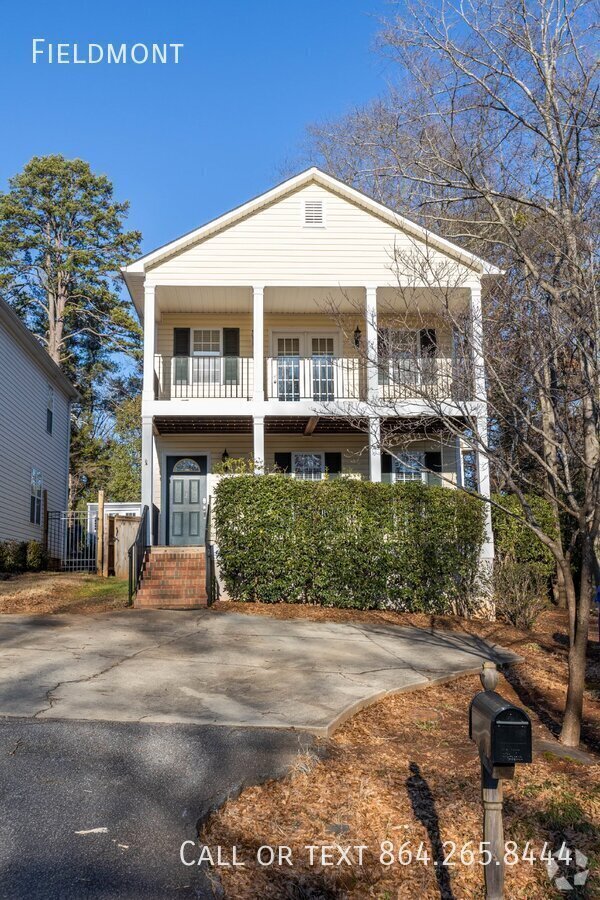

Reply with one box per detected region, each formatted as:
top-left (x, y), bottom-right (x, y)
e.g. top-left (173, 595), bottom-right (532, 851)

top-left (215, 476), bottom-right (485, 613)
top-left (0, 540), bottom-right (47, 574)
top-left (491, 494), bottom-right (556, 579)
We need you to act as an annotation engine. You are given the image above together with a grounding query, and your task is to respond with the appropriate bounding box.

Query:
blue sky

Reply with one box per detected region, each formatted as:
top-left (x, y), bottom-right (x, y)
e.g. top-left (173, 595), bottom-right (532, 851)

top-left (1, 0), bottom-right (390, 255)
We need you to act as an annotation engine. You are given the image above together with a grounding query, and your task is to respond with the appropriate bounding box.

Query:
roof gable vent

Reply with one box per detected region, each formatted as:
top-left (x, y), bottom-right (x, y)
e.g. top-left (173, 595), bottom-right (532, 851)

top-left (303, 199), bottom-right (324, 226)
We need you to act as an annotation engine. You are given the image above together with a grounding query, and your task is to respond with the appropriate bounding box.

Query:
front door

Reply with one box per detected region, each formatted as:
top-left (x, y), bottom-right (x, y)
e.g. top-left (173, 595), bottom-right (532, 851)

top-left (167, 456), bottom-right (208, 546)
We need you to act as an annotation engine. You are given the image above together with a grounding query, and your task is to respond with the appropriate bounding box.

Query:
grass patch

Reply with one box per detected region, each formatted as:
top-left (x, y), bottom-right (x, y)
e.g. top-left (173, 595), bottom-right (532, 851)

top-left (73, 577), bottom-right (129, 604)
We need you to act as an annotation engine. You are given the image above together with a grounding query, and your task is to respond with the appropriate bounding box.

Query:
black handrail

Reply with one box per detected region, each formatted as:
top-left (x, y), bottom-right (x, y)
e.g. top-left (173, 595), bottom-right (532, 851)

top-left (205, 498), bottom-right (215, 604)
top-left (128, 505), bottom-right (149, 604)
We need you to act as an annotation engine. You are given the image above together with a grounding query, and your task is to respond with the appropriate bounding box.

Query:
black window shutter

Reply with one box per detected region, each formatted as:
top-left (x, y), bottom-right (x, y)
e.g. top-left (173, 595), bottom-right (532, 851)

top-left (173, 328), bottom-right (190, 356)
top-left (223, 328), bottom-right (240, 385)
top-left (173, 329), bottom-right (190, 384)
top-left (420, 329), bottom-right (437, 355)
top-left (222, 328), bottom-right (240, 356)
top-left (274, 452), bottom-right (292, 474)
top-left (381, 451), bottom-right (394, 484)
top-left (324, 452), bottom-right (342, 477)
top-left (377, 327), bottom-right (388, 385)
top-left (424, 451), bottom-right (442, 486)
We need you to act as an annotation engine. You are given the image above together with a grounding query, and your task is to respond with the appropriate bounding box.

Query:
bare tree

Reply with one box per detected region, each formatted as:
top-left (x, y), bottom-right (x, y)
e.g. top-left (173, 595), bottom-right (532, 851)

top-left (311, 0), bottom-right (599, 748)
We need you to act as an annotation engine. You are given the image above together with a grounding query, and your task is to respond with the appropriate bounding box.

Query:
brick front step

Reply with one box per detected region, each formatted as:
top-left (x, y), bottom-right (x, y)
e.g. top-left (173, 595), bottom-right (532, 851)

top-left (135, 597), bottom-right (209, 609)
top-left (134, 546), bottom-right (210, 610)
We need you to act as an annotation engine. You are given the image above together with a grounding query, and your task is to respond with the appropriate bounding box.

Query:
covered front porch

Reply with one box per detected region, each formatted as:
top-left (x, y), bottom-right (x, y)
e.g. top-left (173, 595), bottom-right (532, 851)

top-left (147, 414), bottom-right (462, 547)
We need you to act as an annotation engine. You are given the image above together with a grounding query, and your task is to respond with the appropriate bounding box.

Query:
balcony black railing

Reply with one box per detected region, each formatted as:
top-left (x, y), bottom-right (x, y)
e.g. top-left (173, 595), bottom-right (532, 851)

top-left (155, 355), bottom-right (253, 400)
top-left (153, 354), bottom-right (467, 402)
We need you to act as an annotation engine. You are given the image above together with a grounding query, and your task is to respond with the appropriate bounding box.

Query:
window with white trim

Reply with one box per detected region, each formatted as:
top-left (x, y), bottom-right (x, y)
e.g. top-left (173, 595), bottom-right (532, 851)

top-left (392, 452), bottom-right (426, 483)
top-left (192, 329), bottom-right (221, 383)
top-left (303, 199), bottom-right (324, 226)
top-left (292, 452), bottom-right (324, 480)
top-left (192, 329), bottom-right (221, 355)
top-left (30, 468), bottom-right (42, 525)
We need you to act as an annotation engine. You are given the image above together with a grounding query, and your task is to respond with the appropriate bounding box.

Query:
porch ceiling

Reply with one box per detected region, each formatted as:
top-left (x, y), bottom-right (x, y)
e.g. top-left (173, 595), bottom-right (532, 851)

top-left (154, 416), bottom-right (253, 434)
top-left (265, 417), bottom-right (367, 434)
top-left (155, 286), bottom-right (252, 315)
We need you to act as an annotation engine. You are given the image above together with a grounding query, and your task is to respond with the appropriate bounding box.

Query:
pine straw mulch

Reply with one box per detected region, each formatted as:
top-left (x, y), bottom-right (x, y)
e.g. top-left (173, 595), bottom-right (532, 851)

top-left (200, 604), bottom-right (600, 898)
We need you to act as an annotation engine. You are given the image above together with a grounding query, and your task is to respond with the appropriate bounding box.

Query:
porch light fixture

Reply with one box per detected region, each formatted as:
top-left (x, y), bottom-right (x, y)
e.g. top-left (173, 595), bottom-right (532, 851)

top-left (222, 449), bottom-right (230, 463)
top-left (353, 326), bottom-right (362, 349)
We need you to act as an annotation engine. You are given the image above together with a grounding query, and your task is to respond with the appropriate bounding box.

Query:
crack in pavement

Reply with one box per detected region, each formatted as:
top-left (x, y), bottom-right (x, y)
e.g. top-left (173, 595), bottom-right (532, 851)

top-left (32, 622), bottom-right (211, 718)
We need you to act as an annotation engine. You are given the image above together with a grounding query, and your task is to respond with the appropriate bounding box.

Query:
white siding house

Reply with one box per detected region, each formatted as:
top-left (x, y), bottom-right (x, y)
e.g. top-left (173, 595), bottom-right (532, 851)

top-left (0, 298), bottom-right (77, 543)
top-left (122, 168), bottom-right (498, 606)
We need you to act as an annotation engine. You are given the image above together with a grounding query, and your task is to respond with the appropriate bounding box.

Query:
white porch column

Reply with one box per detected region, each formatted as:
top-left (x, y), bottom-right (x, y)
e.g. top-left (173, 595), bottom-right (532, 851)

top-left (368, 417), bottom-right (382, 482)
top-left (476, 415), bottom-right (495, 563)
top-left (365, 286), bottom-right (379, 403)
top-left (455, 436), bottom-right (464, 488)
top-left (470, 282), bottom-right (494, 564)
top-left (141, 416), bottom-right (154, 543)
top-left (470, 282), bottom-right (486, 403)
top-left (142, 282), bottom-right (156, 403)
top-left (253, 416), bottom-right (265, 473)
top-left (253, 285), bottom-right (264, 402)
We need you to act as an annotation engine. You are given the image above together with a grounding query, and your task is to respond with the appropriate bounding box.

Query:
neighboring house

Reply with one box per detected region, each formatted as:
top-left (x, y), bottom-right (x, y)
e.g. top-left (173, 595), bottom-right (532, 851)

top-left (122, 168), bottom-right (498, 607)
top-left (0, 297), bottom-right (77, 544)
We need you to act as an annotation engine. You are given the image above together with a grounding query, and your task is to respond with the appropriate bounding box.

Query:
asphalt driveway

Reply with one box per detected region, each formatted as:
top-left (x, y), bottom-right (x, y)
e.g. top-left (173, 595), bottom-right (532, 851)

top-left (0, 609), bottom-right (519, 735)
top-left (0, 718), bottom-right (314, 899)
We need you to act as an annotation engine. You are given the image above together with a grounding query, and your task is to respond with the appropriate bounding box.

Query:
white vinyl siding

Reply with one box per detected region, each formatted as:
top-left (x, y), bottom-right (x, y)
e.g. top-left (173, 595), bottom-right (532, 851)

top-left (147, 184), bottom-right (474, 286)
top-left (0, 320), bottom-right (71, 542)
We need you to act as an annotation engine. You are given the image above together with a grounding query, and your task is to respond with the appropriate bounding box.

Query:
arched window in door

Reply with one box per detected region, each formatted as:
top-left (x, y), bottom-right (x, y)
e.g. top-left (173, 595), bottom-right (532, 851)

top-left (173, 458), bottom-right (201, 473)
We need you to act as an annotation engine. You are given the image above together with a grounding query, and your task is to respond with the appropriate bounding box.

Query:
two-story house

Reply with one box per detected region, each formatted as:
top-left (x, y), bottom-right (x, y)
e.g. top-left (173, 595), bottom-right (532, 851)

top-left (122, 168), bottom-right (497, 608)
top-left (0, 297), bottom-right (77, 546)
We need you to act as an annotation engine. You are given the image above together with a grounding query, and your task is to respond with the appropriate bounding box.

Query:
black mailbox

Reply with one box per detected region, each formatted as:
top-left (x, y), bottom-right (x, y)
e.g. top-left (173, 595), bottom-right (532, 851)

top-left (469, 690), bottom-right (532, 767)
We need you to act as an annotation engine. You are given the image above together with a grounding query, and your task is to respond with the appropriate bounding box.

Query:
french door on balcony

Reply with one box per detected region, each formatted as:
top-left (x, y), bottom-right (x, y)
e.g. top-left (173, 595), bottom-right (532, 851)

top-left (274, 333), bottom-right (336, 402)
top-left (275, 336), bottom-right (301, 401)
top-left (310, 337), bottom-right (335, 401)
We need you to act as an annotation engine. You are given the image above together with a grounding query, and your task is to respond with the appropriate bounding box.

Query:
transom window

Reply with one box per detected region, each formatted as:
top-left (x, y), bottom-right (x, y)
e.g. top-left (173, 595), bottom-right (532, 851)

top-left (173, 458), bottom-right (201, 473)
top-left (30, 468), bottom-right (42, 524)
top-left (292, 452), bottom-right (324, 480)
top-left (192, 329), bottom-right (221, 355)
top-left (277, 337), bottom-right (300, 357)
top-left (311, 337), bottom-right (334, 356)
top-left (392, 452), bottom-right (426, 483)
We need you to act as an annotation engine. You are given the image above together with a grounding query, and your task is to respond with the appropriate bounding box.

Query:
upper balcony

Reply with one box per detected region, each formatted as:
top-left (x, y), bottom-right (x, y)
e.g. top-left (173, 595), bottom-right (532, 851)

top-left (153, 353), bottom-right (460, 404)
top-left (144, 284), bottom-right (473, 412)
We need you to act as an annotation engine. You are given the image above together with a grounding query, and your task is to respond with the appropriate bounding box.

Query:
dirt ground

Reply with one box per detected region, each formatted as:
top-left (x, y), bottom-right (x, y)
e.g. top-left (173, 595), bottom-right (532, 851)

top-left (202, 603), bottom-right (600, 898)
top-left (0, 572), bottom-right (129, 615)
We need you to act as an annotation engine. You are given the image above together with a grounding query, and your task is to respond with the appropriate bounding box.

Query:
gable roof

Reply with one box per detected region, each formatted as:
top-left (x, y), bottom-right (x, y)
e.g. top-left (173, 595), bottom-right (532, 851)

top-left (122, 167), bottom-right (501, 294)
top-left (0, 297), bottom-right (79, 400)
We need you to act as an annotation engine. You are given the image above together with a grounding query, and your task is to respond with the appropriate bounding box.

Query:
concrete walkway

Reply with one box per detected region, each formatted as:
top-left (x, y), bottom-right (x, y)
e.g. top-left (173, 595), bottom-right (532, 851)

top-left (0, 610), bottom-right (520, 736)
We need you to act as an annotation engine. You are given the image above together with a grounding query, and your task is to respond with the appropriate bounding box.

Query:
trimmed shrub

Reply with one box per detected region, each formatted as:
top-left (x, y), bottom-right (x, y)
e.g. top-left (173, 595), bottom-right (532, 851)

top-left (215, 476), bottom-right (485, 614)
top-left (0, 541), bottom-right (28, 574)
top-left (491, 494), bottom-right (556, 579)
top-left (26, 540), bottom-right (47, 572)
